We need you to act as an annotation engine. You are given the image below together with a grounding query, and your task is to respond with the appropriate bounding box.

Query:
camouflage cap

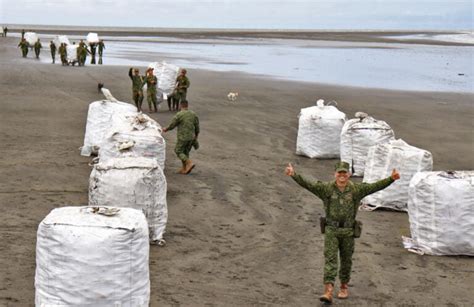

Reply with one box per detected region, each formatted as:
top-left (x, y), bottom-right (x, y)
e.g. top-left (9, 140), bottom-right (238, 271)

top-left (335, 161), bottom-right (350, 172)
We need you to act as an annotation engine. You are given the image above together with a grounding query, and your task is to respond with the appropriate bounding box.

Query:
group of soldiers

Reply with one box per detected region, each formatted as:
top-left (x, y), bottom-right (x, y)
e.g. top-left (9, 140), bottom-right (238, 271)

top-left (128, 66), bottom-right (197, 174)
top-left (128, 67), bottom-right (190, 113)
top-left (16, 33), bottom-right (105, 66)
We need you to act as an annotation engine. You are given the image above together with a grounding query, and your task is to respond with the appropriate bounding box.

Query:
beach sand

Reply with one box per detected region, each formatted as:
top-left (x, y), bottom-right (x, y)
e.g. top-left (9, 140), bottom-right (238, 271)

top-left (0, 35), bottom-right (473, 305)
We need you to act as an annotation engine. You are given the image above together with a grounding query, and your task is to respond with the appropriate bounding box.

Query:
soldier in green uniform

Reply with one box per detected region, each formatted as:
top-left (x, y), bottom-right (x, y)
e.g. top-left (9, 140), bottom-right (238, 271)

top-left (18, 38), bottom-right (29, 57)
top-left (89, 42), bottom-right (97, 64)
top-left (163, 100), bottom-right (200, 174)
top-left (59, 43), bottom-right (68, 66)
top-left (285, 161), bottom-right (400, 304)
top-left (34, 39), bottom-right (42, 59)
top-left (174, 69), bottom-right (190, 106)
top-left (80, 45), bottom-right (89, 66)
top-left (145, 68), bottom-right (158, 113)
top-left (128, 67), bottom-right (145, 112)
top-left (98, 39), bottom-right (105, 57)
top-left (49, 41), bottom-right (56, 64)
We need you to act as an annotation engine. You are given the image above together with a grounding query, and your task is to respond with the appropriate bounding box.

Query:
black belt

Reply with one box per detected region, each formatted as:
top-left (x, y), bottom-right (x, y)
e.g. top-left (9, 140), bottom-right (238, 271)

top-left (326, 220), bottom-right (354, 228)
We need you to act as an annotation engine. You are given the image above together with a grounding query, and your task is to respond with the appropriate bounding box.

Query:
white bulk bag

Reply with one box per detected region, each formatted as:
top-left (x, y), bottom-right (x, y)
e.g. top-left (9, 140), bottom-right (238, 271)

top-left (148, 61), bottom-right (180, 97)
top-left (86, 32), bottom-right (100, 44)
top-left (403, 171), bottom-right (474, 256)
top-left (53, 35), bottom-right (70, 48)
top-left (81, 99), bottom-right (137, 156)
top-left (35, 206), bottom-right (150, 306)
top-left (99, 113), bottom-right (166, 170)
top-left (24, 32), bottom-right (38, 45)
top-left (361, 139), bottom-right (433, 211)
top-left (340, 112), bottom-right (395, 176)
top-left (66, 44), bottom-right (78, 62)
top-left (89, 157), bottom-right (168, 243)
top-left (296, 99), bottom-right (346, 158)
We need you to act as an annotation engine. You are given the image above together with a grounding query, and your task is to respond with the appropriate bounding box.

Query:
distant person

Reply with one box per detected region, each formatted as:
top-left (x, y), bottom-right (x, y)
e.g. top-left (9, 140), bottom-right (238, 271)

top-left (174, 69), bottom-right (190, 106)
top-left (128, 67), bottom-right (145, 112)
top-left (79, 45), bottom-right (90, 66)
top-left (49, 41), bottom-right (56, 64)
top-left (98, 39), bottom-right (105, 57)
top-left (285, 162), bottom-right (400, 304)
top-left (34, 39), bottom-right (42, 59)
top-left (3, 26), bottom-right (8, 37)
top-left (59, 43), bottom-right (68, 66)
top-left (18, 38), bottom-right (28, 57)
top-left (89, 42), bottom-right (97, 64)
top-left (78, 39), bottom-right (86, 49)
top-left (21, 29), bottom-right (25, 39)
top-left (162, 100), bottom-right (200, 174)
top-left (145, 67), bottom-right (158, 113)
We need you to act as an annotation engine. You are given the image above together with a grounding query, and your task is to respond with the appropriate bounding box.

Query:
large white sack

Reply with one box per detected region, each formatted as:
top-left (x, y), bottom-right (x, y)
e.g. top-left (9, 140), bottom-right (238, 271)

top-left (148, 61), bottom-right (180, 96)
top-left (403, 171), bottom-right (474, 256)
top-left (361, 139), bottom-right (433, 211)
top-left (24, 32), bottom-right (38, 45)
top-left (81, 99), bottom-right (137, 156)
top-left (53, 35), bottom-right (70, 48)
top-left (99, 113), bottom-right (166, 170)
top-left (66, 44), bottom-right (78, 62)
top-left (296, 99), bottom-right (346, 158)
top-left (35, 206), bottom-right (150, 306)
top-left (340, 112), bottom-right (395, 176)
top-left (89, 157), bottom-right (168, 243)
top-left (86, 32), bottom-right (100, 44)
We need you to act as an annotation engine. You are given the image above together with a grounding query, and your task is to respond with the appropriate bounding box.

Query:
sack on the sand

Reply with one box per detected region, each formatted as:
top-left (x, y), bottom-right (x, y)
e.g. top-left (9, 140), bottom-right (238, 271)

top-left (99, 113), bottom-right (166, 170)
top-left (53, 35), bottom-right (70, 48)
top-left (403, 171), bottom-right (474, 256)
top-left (361, 139), bottom-right (433, 211)
top-left (296, 99), bottom-right (346, 158)
top-left (35, 206), bottom-right (149, 306)
top-left (24, 32), bottom-right (38, 45)
top-left (340, 112), bottom-right (395, 176)
top-left (86, 32), bottom-right (100, 44)
top-left (89, 157), bottom-right (168, 243)
top-left (81, 99), bottom-right (137, 156)
top-left (148, 61), bottom-right (180, 97)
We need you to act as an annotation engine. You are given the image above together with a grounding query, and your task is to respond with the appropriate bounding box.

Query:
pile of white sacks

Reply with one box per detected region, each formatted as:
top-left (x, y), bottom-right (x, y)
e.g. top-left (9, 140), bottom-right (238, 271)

top-left (296, 99), bottom-right (473, 256)
top-left (35, 88), bottom-right (168, 305)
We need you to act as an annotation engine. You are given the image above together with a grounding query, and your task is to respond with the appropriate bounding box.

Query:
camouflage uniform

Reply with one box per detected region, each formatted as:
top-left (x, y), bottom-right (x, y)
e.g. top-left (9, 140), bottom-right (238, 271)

top-left (79, 46), bottom-right (89, 66)
top-left (18, 40), bottom-right (29, 57)
top-left (128, 68), bottom-right (145, 111)
top-left (34, 40), bottom-right (42, 58)
top-left (50, 42), bottom-right (56, 63)
top-left (291, 173), bottom-right (394, 284)
top-left (59, 44), bottom-right (67, 65)
top-left (89, 43), bottom-right (97, 64)
top-left (165, 110), bottom-right (200, 163)
top-left (174, 75), bottom-right (190, 103)
top-left (98, 40), bottom-right (105, 57)
top-left (145, 74), bottom-right (158, 112)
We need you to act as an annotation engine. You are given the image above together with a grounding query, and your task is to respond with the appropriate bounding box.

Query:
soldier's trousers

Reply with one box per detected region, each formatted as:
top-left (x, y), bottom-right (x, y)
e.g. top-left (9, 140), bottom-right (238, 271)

top-left (147, 91), bottom-right (157, 111)
top-left (51, 52), bottom-right (55, 63)
top-left (22, 48), bottom-right (28, 57)
top-left (175, 139), bottom-right (194, 162)
top-left (133, 90), bottom-right (144, 110)
top-left (323, 226), bottom-right (355, 284)
top-left (175, 90), bottom-right (187, 104)
top-left (35, 49), bottom-right (40, 58)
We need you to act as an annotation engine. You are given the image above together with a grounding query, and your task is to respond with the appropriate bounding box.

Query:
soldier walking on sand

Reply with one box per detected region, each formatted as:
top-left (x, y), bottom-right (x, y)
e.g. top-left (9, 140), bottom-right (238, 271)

top-left (174, 69), bottom-right (190, 106)
top-left (49, 41), bottom-right (56, 64)
top-left (285, 161), bottom-right (400, 304)
top-left (3, 26), bottom-right (8, 37)
top-left (59, 43), bottom-right (68, 66)
top-left (98, 39), bottom-right (105, 57)
top-left (128, 67), bottom-right (145, 112)
top-left (34, 39), bottom-right (42, 59)
top-left (145, 68), bottom-right (158, 113)
top-left (18, 38), bottom-right (29, 57)
top-left (162, 100), bottom-right (200, 174)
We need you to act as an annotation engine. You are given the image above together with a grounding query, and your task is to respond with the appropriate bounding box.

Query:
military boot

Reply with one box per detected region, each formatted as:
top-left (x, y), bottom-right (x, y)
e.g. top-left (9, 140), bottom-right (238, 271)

top-left (184, 159), bottom-right (195, 174)
top-left (319, 283), bottom-right (334, 303)
top-left (337, 283), bottom-right (349, 299)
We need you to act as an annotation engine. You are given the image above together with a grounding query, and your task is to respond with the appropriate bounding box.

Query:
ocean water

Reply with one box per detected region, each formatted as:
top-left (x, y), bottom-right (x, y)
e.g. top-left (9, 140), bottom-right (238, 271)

top-left (19, 32), bottom-right (474, 93)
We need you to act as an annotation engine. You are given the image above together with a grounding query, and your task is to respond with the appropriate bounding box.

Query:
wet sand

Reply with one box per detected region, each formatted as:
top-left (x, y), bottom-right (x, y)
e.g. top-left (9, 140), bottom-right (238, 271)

top-left (0, 35), bottom-right (473, 305)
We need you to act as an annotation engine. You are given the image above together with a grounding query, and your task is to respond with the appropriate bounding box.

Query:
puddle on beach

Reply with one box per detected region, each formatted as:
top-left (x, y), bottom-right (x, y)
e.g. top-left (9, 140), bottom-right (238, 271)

top-left (16, 33), bottom-right (473, 93)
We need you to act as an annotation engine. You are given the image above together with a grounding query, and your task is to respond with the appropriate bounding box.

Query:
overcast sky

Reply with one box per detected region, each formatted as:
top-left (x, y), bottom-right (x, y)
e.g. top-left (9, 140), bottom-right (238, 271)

top-left (0, 0), bottom-right (472, 30)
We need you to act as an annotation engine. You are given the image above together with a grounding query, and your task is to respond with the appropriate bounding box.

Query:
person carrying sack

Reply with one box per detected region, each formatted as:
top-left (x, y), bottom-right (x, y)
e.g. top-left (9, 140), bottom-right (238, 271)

top-left (285, 161), bottom-right (400, 303)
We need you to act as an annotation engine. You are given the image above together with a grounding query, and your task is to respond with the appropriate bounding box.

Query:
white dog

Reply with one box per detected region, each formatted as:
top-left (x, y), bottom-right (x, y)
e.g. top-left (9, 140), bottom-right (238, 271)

top-left (227, 92), bottom-right (239, 101)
